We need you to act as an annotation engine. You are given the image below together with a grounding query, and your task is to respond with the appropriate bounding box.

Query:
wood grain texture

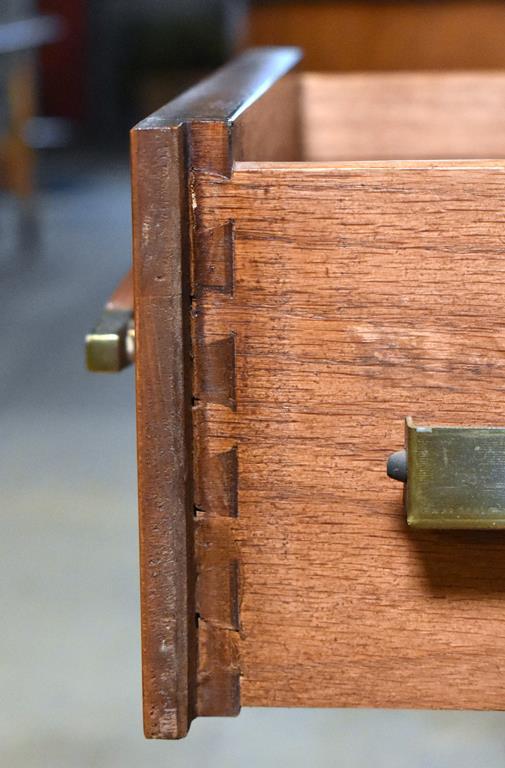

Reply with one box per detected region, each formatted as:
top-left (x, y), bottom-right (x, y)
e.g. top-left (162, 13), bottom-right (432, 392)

top-left (302, 72), bottom-right (505, 161)
top-left (131, 47), bottom-right (302, 738)
top-left (246, 1), bottom-right (505, 71)
top-left (131, 125), bottom-right (196, 739)
top-left (188, 54), bottom-right (301, 718)
top-left (193, 159), bottom-right (505, 710)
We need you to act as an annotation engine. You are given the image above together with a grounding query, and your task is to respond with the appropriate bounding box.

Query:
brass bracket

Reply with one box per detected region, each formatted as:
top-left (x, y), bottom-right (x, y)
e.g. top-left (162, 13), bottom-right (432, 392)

top-left (388, 417), bottom-right (505, 529)
top-left (85, 309), bottom-right (134, 373)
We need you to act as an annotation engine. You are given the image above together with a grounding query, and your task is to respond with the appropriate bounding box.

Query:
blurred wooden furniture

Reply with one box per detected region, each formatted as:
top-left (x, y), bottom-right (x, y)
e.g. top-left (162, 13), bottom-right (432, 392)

top-left (109, 47), bottom-right (505, 738)
top-left (245, 1), bottom-right (505, 71)
top-left (0, 15), bottom-right (60, 233)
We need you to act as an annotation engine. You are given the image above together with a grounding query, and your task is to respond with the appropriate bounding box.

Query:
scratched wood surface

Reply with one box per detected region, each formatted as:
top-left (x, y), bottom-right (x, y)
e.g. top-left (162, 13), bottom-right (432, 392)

top-left (131, 124), bottom-right (197, 739)
top-left (193, 160), bottom-right (505, 709)
top-left (302, 72), bottom-right (505, 161)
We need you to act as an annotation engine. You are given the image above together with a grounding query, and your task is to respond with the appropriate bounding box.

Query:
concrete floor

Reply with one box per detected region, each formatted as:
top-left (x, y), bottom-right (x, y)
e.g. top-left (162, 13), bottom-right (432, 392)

top-left (2, 154), bottom-right (505, 767)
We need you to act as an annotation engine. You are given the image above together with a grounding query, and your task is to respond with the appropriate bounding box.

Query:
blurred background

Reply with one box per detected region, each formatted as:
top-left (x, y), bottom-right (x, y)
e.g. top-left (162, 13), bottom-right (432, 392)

top-left (3, 1), bottom-right (505, 766)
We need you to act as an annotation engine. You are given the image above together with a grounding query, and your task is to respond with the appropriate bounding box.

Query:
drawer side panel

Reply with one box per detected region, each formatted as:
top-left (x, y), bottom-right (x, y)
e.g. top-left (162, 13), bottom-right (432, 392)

top-left (194, 159), bottom-right (505, 710)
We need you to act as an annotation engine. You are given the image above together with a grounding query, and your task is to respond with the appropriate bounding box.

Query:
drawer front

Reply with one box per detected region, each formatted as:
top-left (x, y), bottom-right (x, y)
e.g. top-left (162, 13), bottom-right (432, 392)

top-left (131, 46), bottom-right (302, 739)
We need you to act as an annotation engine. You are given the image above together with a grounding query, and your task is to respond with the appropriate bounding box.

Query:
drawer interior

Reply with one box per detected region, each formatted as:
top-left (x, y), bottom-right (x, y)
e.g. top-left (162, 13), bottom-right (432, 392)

top-left (301, 71), bottom-right (505, 161)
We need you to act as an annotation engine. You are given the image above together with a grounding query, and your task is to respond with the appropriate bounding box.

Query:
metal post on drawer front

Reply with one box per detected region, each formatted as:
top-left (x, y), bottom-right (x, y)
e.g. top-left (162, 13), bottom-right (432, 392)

top-left (86, 270), bottom-right (134, 373)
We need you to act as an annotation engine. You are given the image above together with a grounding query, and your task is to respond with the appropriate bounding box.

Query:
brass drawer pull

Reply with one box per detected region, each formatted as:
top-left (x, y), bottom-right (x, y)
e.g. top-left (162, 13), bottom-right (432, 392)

top-left (388, 417), bottom-right (505, 529)
top-left (85, 270), bottom-right (134, 373)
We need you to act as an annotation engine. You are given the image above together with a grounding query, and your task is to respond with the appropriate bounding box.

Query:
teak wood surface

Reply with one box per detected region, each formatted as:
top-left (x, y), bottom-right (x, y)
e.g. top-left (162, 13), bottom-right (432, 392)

top-left (131, 47), bottom-right (505, 738)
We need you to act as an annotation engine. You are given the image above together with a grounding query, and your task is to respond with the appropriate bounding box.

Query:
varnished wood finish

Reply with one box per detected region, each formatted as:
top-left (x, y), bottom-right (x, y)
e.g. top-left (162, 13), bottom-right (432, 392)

top-left (131, 46), bottom-right (301, 739)
top-left (302, 72), bottom-right (505, 161)
top-left (246, 2), bottom-right (505, 71)
top-left (131, 125), bottom-right (195, 740)
top-left (193, 159), bottom-right (505, 710)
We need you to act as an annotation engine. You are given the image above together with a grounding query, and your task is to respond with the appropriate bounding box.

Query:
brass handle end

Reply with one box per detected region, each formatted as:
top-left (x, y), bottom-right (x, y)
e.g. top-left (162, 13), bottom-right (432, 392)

top-left (86, 309), bottom-right (134, 373)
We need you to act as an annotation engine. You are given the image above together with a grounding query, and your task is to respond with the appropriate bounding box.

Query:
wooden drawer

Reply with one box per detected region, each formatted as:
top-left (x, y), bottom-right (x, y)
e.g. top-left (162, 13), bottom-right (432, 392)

top-left (129, 47), bottom-right (505, 738)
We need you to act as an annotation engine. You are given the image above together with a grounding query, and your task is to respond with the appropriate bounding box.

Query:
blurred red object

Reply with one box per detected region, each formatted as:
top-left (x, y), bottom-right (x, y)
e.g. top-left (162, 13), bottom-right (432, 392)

top-left (38, 0), bottom-right (86, 121)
